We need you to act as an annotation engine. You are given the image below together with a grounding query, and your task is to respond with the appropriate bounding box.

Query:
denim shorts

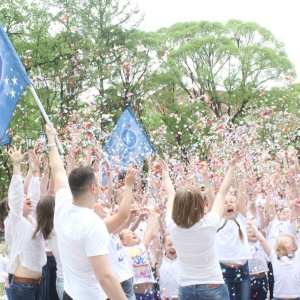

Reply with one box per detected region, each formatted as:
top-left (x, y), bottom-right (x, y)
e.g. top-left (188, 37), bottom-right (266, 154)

top-left (178, 283), bottom-right (229, 300)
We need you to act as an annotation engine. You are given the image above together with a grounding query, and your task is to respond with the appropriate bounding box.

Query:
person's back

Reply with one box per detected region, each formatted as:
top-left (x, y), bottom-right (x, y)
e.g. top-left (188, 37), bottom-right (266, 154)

top-left (46, 123), bottom-right (127, 300)
top-left (159, 154), bottom-right (243, 300)
top-left (55, 188), bottom-right (109, 299)
top-left (166, 211), bottom-right (222, 285)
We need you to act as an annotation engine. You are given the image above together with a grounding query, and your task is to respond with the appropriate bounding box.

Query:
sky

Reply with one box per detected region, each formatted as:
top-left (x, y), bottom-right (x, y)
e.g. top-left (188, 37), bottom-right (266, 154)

top-left (136, 0), bottom-right (300, 82)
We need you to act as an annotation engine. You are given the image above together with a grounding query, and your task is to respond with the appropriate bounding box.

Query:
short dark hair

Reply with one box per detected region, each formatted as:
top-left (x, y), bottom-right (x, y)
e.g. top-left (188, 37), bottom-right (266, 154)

top-left (172, 185), bottom-right (205, 228)
top-left (68, 166), bottom-right (97, 199)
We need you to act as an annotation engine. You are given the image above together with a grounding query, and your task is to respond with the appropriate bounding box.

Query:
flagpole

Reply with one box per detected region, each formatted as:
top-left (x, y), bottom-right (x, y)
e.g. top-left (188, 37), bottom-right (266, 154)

top-left (28, 85), bottom-right (64, 154)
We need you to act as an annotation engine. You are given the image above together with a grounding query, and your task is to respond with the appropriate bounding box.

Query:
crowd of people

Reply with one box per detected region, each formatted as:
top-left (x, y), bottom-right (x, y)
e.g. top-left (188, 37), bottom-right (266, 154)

top-left (0, 122), bottom-right (300, 300)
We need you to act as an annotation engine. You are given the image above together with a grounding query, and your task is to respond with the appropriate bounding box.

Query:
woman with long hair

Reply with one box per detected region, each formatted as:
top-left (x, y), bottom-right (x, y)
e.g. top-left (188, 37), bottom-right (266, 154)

top-left (32, 195), bottom-right (61, 300)
top-left (159, 152), bottom-right (243, 300)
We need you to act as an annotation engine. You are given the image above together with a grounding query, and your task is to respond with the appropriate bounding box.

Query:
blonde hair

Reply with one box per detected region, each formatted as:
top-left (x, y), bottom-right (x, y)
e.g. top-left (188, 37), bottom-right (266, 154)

top-left (276, 235), bottom-right (297, 259)
top-left (172, 185), bottom-right (205, 229)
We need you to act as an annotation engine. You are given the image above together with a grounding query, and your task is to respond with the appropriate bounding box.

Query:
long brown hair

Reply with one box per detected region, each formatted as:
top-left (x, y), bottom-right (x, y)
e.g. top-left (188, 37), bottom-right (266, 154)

top-left (172, 185), bottom-right (205, 229)
top-left (32, 195), bottom-right (55, 240)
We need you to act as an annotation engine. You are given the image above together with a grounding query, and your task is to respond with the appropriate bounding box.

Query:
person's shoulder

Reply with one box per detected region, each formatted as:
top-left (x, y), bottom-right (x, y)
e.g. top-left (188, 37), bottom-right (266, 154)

top-left (84, 212), bottom-right (107, 231)
top-left (205, 210), bottom-right (221, 224)
top-left (56, 188), bottom-right (73, 202)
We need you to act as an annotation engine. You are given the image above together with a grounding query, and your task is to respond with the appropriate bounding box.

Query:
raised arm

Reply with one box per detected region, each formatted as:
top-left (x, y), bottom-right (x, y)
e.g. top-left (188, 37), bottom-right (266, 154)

top-left (237, 169), bottom-right (247, 217)
top-left (199, 161), bottom-right (216, 212)
top-left (7, 146), bottom-right (27, 220)
top-left (40, 159), bottom-right (50, 198)
top-left (264, 182), bottom-right (277, 222)
top-left (46, 123), bottom-right (69, 192)
top-left (103, 168), bottom-right (136, 234)
top-left (212, 152), bottom-right (243, 217)
top-left (129, 209), bottom-right (148, 232)
top-left (104, 160), bottom-right (113, 203)
top-left (157, 158), bottom-right (175, 215)
top-left (248, 219), bottom-right (272, 257)
top-left (141, 210), bottom-right (160, 248)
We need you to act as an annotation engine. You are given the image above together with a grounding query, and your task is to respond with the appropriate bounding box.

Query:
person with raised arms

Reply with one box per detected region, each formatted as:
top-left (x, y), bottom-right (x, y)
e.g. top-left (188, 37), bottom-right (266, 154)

top-left (45, 123), bottom-right (127, 300)
top-left (159, 152), bottom-right (243, 300)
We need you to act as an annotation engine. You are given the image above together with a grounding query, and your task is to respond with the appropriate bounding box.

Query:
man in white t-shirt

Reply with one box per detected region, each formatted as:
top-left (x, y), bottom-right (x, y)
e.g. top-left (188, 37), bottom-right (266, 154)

top-left (46, 123), bottom-right (127, 300)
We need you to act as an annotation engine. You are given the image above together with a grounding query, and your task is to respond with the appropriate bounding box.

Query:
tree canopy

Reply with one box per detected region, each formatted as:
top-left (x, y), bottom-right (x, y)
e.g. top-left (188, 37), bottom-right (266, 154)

top-left (0, 0), bottom-right (298, 196)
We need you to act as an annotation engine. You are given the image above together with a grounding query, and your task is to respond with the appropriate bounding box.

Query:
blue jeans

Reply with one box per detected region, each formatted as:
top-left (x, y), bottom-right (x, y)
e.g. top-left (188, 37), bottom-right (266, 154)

top-left (56, 277), bottom-right (64, 300)
top-left (10, 280), bottom-right (43, 300)
top-left (5, 287), bottom-right (11, 300)
top-left (42, 255), bottom-right (59, 300)
top-left (178, 283), bottom-right (229, 300)
top-left (120, 277), bottom-right (135, 300)
top-left (250, 275), bottom-right (268, 300)
top-left (220, 262), bottom-right (250, 300)
top-left (267, 262), bottom-right (274, 300)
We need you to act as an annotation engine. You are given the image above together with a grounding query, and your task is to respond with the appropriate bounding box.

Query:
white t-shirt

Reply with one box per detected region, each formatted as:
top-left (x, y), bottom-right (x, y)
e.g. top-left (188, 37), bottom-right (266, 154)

top-left (48, 230), bottom-right (63, 279)
top-left (55, 188), bottom-right (110, 300)
top-left (248, 241), bottom-right (269, 275)
top-left (269, 249), bottom-right (300, 298)
top-left (124, 243), bottom-right (155, 285)
top-left (217, 213), bottom-right (251, 265)
top-left (108, 234), bottom-right (133, 283)
top-left (159, 255), bottom-right (179, 298)
top-left (6, 175), bottom-right (46, 274)
top-left (166, 211), bottom-right (224, 286)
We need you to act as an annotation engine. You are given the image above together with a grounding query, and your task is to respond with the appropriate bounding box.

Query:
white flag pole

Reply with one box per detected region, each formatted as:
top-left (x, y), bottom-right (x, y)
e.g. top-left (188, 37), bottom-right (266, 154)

top-left (28, 85), bottom-right (65, 154)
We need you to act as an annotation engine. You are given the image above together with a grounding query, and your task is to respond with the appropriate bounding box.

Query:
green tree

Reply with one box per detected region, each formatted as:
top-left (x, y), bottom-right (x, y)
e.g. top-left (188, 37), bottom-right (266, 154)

top-left (159, 20), bottom-right (295, 121)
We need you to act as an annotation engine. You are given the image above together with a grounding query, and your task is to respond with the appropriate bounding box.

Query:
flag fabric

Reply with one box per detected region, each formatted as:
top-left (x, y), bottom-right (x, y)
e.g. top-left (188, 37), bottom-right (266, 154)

top-left (103, 107), bottom-right (156, 169)
top-left (0, 23), bottom-right (32, 141)
top-left (0, 131), bottom-right (11, 146)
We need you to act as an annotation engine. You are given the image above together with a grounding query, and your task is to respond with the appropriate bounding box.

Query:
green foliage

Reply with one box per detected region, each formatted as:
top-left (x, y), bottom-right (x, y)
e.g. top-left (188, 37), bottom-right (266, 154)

top-left (0, 4), bottom-right (299, 195)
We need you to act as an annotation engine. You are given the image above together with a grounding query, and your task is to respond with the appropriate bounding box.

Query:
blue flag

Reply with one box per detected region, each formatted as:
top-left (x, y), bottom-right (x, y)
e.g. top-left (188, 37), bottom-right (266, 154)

top-left (103, 107), bottom-right (156, 168)
top-left (0, 131), bottom-right (11, 146)
top-left (0, 23), bottom-right (32, 141)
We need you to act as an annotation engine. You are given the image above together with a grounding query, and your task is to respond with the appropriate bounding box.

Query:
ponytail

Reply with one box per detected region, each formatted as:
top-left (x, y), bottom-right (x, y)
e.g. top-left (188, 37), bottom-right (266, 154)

top-left (217, 217), bottom-right (228, 233)
top-left (232, 216), bottom-right (244, 243)
top-left (217, 216), bottom-right (244, 243)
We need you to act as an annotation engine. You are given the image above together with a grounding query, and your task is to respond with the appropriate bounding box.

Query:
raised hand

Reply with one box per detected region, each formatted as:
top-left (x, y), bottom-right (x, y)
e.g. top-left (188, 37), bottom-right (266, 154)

top-left (125, 168), bottom-right (137, 187)
top-left (45, 123), bottom-right (57, 143)
top-left (29, 150), bottom-right (39, 173)
top-left (230, 151), bottom-right (244, 167)
top-left (156, 157), bottom-right (169, 173)
top-left (7, 146), bottom-right (27, 165)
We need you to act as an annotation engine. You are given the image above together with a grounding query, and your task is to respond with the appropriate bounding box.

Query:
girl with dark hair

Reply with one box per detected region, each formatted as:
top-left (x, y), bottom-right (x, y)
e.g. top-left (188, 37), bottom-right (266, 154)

top-left (32, 195), bottom-right (61, 300)
top-left (160, 152), bottom-right (243, 300)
